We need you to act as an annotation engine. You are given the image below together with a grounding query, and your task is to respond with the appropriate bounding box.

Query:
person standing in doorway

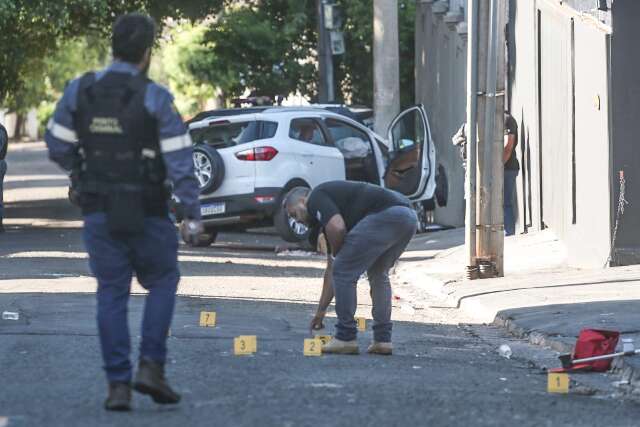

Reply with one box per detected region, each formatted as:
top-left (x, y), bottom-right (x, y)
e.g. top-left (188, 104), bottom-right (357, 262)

top-left (503, 112), bottom-right (519, 236)
top-left (45, 13), bottom-right (203, 411)
top-left (0, 122), bottom-right (7, 233)
top-left (452, 112), bottom-right (519, 235)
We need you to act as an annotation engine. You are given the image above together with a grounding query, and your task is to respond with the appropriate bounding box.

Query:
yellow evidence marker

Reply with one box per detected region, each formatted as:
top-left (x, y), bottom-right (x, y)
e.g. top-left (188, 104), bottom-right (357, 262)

top-left (316, 335), bottom-right (332, 345)
top-left (547, 372), bottom-right (569, 394)
top-left (356, 317), bottom-right (366, 332)
top-left (199, 311), bottom-right (217, 327)
top-left (234, 335), bottom-right (257, 355)
top-left (304, 338), bottom-right (322, 356)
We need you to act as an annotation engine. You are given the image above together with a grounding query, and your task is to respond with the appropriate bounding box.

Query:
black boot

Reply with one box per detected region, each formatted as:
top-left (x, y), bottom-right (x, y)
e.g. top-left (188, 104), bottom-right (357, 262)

top-left (105, 382), bottom-right (132, 411)
top-left (133, 358), bottom-right (181, 404)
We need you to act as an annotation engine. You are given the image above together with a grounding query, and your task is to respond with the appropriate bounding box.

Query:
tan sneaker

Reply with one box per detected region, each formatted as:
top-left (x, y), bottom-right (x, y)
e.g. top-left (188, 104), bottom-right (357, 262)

top-left (367, 341), bottom-right (393, 355)
top-left (322, 338), bottom-right (359, 355)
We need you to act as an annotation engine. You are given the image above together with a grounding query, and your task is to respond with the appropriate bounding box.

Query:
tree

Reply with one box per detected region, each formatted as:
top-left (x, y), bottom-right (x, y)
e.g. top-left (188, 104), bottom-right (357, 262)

top-left (186, 0), bottom-right (318, 103)
top-left (334, 0), bottom-right (415, 108)
top-left (0, 0), bottom-right (224, 109)
top-left (185, 0), bottom-right (415, 107)
top-left (150, 22), bottom-right (217, 118)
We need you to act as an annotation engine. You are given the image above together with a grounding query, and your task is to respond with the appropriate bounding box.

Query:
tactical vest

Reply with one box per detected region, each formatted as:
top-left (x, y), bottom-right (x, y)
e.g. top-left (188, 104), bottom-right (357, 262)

top-left (73, 71), bottom-right (168, 217)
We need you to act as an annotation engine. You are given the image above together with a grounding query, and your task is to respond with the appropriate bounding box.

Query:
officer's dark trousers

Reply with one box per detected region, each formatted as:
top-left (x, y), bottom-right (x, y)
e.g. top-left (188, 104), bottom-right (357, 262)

top-left (83, 213), bottom-right (179, 383)
top-left (332, 206), bottom-right (418, 343)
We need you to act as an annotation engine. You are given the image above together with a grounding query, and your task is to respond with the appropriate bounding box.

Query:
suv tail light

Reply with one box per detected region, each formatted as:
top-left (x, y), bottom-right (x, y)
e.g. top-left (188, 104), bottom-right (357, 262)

top-left (235, 146), bottom-right (278, 161)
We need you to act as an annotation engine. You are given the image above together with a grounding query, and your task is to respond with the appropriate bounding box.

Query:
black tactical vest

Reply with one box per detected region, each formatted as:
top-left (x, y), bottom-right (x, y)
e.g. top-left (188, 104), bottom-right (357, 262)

top-left (74, 71), bottom-right (168, 216)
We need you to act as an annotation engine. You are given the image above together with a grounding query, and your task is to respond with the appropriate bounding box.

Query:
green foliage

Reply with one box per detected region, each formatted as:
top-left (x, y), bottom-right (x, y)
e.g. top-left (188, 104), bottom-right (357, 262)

top-left (150, 22), bottom-right (216, 117)
top-left (0, 0), bottom-right (224, 107)
top-left (186, 0), bottom-right (415, 107)
top-left (187, 0), bottom-right (318, 102)
top-left (335, 0), bottom-right (415, 107)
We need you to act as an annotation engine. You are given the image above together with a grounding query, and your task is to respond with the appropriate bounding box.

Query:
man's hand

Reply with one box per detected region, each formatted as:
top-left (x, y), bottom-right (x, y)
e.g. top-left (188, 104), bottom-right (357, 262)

top-left (180, 219), bottom-right (204, 245)
top-left (310, 310), bottom-right (326, 333)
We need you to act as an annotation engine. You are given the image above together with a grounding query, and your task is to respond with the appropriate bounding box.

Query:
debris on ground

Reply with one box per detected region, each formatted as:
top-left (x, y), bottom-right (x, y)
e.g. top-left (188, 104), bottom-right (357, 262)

top-left (498, 344), bottom-right (512, 359)
top-left (2, 311), bottom-right (19, 321)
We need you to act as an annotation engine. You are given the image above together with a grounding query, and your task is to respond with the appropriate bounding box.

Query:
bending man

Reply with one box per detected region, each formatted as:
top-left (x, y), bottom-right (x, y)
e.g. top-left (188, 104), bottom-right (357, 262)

top-left (286, 181), bottom-right (418, 355)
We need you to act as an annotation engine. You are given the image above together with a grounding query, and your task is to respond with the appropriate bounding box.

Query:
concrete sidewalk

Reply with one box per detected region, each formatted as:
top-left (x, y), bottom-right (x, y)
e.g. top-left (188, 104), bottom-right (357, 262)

top-left (397, 227), bottom-right (640, 391)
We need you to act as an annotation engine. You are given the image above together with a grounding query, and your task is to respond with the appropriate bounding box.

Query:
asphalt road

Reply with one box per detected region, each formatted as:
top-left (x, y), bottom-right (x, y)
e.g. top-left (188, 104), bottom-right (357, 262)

top-left (2, 143), bottom-right (640, 426)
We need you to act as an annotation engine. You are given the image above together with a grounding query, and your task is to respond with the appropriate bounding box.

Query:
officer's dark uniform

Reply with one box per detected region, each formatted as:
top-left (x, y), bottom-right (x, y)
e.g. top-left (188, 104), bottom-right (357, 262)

top-left (45, 61), bottom-right (200, 384)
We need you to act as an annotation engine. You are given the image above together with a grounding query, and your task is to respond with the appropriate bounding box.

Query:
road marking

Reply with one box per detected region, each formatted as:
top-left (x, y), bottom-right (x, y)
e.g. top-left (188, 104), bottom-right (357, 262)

top-left (356, 317), bottom-right (366, 331)
top-left (234, 336), bottom-right (257, 355)
top-left (547, 373), bottom-right (569, 393)
top-left (199, 311), bottom-right (216, 327)
top-left (304, 338), bottom-right (322, 356)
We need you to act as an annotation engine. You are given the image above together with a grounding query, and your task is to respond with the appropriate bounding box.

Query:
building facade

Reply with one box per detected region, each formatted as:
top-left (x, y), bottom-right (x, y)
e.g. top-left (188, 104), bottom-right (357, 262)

top-left (416, 0), bottom-right (640, 268)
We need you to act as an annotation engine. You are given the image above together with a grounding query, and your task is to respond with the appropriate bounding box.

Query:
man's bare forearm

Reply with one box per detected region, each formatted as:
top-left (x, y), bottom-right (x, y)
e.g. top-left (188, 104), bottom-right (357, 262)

top-left (317, 259), bottom-right (335, 312)
top-left (327, 232), bottom-right (345, 256)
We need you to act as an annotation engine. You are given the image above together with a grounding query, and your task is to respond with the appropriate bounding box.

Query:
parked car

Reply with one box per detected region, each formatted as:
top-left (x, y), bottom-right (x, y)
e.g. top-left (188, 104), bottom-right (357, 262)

top-left (178, 105), bottom-right (437, 246)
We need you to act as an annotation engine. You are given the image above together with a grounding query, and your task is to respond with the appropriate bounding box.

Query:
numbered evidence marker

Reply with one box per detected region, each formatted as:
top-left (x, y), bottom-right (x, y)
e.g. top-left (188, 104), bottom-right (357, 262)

top-left (234, 335), bottom-right (257, 355)
top-left (316, 335), bottom-right (332, 345)
top-left (356, 317), bottom-right (366, 332)
top-left (199, 311), bottom-right (217, 327)
top-left (304, 338), bottom-right (322, 356)
top-left (547, 372), bottom-right (569, 394)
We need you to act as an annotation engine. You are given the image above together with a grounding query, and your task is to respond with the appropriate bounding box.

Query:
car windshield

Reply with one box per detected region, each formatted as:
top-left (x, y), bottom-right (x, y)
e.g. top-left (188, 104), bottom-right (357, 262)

top-left (190, 121), bottom-right (277, 149)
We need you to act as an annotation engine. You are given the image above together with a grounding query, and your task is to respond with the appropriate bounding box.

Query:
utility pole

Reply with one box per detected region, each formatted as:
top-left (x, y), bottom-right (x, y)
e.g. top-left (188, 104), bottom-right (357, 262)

top-left (317, 0), bottom-right (335, 103)
top-left (373, 0), bottom-right (400, 135)
top-left (465, 0), bottom-right (479, 277)
top-left (466, 0), bottom-right (506, 278)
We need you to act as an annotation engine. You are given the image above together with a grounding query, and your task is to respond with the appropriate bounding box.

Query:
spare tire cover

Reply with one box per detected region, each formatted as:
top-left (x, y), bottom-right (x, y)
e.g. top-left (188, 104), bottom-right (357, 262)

top-left (193, 144), bottom-right (225, 194)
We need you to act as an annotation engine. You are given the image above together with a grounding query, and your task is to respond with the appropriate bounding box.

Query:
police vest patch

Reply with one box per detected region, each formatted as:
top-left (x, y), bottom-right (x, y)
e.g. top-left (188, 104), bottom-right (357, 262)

top-left (89, 117), bottom-right (124, 134)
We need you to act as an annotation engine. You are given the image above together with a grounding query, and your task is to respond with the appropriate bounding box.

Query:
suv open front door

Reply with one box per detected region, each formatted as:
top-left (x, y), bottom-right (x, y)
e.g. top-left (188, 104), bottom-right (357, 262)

top-left (383, 104), bottom-right (433, 200)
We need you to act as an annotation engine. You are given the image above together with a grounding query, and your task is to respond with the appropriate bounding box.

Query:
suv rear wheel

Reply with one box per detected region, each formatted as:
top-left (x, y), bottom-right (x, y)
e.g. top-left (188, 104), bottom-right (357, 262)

top-left (274, 186), bottom-right (311, 243)
top-left (185, 228), bottom-right (218, 247)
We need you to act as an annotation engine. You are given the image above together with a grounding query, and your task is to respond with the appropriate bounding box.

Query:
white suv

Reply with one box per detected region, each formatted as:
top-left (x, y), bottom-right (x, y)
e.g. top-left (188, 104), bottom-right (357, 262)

top-left (182, 105), bottom-right (437, 246)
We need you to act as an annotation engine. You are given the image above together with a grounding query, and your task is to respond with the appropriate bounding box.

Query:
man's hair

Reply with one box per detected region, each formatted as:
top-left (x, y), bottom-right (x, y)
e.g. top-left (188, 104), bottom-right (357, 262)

top-left (112, 13), bottom-right (156, 64)
top-left (284, 187), bottom-right (310, 211)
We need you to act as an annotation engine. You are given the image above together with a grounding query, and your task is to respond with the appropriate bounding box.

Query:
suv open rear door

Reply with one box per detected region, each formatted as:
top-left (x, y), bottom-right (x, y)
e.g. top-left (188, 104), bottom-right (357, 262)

top-left (383, 104), bottom-right (434, 200)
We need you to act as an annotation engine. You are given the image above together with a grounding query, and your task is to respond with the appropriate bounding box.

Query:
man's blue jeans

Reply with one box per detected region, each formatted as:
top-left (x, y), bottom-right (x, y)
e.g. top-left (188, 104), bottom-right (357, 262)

top-left (0, 159), bottom-right (6, 221)
top-left (504, 169), bottom-right (518, 236)
top-left (332, 206), bottom-right (418, 343)
top-left (83, 213), bottom-right (179, 383)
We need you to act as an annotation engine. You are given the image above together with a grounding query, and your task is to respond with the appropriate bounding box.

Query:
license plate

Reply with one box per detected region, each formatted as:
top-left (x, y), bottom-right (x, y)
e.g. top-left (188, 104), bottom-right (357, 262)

top-left (201, 202), bottom-right (226, 216)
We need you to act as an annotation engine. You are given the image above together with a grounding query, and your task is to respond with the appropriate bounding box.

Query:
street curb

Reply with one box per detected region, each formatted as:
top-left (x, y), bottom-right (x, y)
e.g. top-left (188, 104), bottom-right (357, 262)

top-left (494, 312), bottom-right (640, 394)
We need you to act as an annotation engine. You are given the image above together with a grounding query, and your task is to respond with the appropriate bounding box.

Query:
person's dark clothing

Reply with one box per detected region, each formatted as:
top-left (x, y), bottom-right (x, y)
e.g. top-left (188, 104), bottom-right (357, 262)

top-left (307, 181), bottom-right (411, 232)
top-left (504, 113), bottom-right (519, 235)
top-left (45, 61), bottom-right (198, 384)
top-left (307, 181), bottom-right (417, 343)
top-left (0, 123), bottom-right (7, 160)
top-left (504, 113), bottom-right (519, 171)
top-left (0, 123), bottom-right (7, 228)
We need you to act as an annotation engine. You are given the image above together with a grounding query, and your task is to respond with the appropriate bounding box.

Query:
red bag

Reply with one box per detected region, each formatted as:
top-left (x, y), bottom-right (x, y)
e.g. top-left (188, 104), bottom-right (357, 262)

top-left (569, 329), bottom-right (620, 372)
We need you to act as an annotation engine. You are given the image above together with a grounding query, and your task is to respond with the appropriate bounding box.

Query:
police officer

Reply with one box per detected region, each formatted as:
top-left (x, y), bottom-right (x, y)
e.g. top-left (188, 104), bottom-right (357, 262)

top-left (45, 14), bottom-right (203, 411)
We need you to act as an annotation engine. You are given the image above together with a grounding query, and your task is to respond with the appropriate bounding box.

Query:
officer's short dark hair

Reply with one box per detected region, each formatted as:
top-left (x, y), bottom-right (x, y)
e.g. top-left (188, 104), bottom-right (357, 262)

top-left (112, 13), bottom-right (156, 64)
